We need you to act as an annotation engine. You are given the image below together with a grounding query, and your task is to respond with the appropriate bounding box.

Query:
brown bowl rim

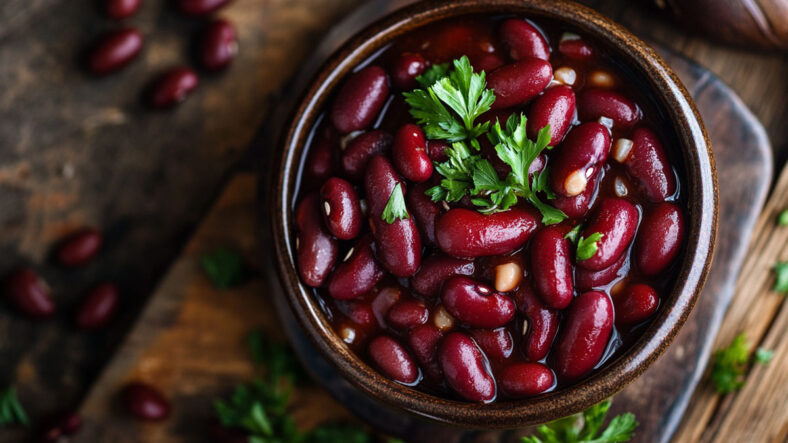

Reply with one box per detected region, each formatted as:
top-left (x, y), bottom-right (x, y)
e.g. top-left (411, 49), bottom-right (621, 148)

top-left (271, 0), bottom-right (718, 428)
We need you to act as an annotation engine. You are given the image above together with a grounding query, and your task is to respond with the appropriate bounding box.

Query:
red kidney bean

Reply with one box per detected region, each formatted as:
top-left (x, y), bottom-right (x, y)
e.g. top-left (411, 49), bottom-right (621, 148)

top-left (386, 299), bottom-right (429, 330)
top-left (392, 124), bottom-right (433, 182)
top-left (577, 198), bottom-right (639, 271)
top-left (4, 268), bottom-right (55, 318)
top-left (578, 89), bottom-right (640, 128)
top-left (436, 207), bottom-right (539, 258)
top-left (343, 301), bottom-right (376, 329)
top-left (327, 235), bottom-right (383, 300)
top-left (530, 225), bottom-right (574, 309)
top-left (295, 193), bottom-right (338, 287)
top-left (392, 52), bottom-right (426, 90)
top-left (487, 59), bottom-right (552, 110)
top-left (439, 332), bottom-right (496, 402)
top-left (619, 128), bottom-right (677, 202)
top-left (427, 139), bottom-right (449, 163)
top-left (472, 52), bottom-right (505, 73)
top-left (342, 130), bottom-right (392, 181)
top-left (320, 177), bottom-right (362, 240)
top-left (121, 382), bottom-right (170, 421)
top-left (56, 228), bottom-right (103, 267)
top-left (551, 170), bottom-right (600, 219)
top-left (75, 283), bottom-right (120, 331)
top-left (371, 286), bottom-right (401, 327)
top-left (408, 324), bottom-right (444, 381)
top-left (634, 202), bottom-right (684, 275)
top-left (470, 327), bottom-right (513, 360)
top-left (87, 28), bottom-right (143, 75)
top-left (199, 19), bottom-right (238, 71)
top-left (499, 19), bottom-right (550, 61)
top-left (106, 0), bottom-right (141, 19)
top-left (549, 122), bottom-right (611, 197)
top-left (526, 85), bottom-right (576, 146)
top-left (498, 362), bottom-right (554, 397)
top-left (368, 335), bottom-right (420, 385)
top-left (406, 183), bottom-right (441, 246)
top-left (177, 0), bottom-right (232, 15)
top-left (148, 67), bottom-right (199, 108)
top-left (441, 276), bottom-right (515, 328)
top-left (576, 251), bottom-right (627, 291)
top-left (552, 291), bottom-right (614, 381)
top-left (558, 38), bottom-right (594, 61)
top-left (614, 283), bottom-right (659, 327)
top-left (513, 284), bottom-right (559, 362)
top-left (330, 66), bottom-right (389, 134)
top-left (304, 125), bottom-right (337, 184)
top-left (410, 254), bottom-right (475, 297)
top-left (365, 156), bottom-right (422, 277)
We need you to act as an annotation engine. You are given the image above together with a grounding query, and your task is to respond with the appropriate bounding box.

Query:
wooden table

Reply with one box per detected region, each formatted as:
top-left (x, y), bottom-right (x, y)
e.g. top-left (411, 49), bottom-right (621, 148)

top-left (0, 0), bottom-right (786, 441)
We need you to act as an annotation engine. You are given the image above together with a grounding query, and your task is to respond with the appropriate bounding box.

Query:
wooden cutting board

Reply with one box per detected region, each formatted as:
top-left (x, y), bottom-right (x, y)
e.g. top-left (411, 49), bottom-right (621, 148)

top-left (72, 7), bottom-right (772, 443)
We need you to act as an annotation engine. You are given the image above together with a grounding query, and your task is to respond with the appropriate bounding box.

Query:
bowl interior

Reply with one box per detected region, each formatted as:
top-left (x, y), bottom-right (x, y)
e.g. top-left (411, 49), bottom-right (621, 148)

top-left (271, 0), bottom-right (717, 428)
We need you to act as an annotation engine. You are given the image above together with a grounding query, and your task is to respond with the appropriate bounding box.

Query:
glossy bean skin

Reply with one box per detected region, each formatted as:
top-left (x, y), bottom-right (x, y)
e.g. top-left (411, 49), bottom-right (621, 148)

top-left (177, 0), bottom-right (232, 15)
top-left (386, 299), bottom-right (429, 330)
top-left (427, 139), bottom-right (449, 163)
top-left (578, 89), bottom-right (640, 128)
top-left (364, 156), bottom-right (422, 277)
top-left (122, 382), bottom-right (170, 421)
top-left (342, 130), bottom-right (392, 181)
top-left (4, 268), bottom-right (55, 318)
top-left (530, 226), bottom-right (574, 309)
top-left (148, 67), bottom-right (199, 108)
top-left (327, 235), bottom-right (383, 300)
top-left (295, 193), bottom-right (338, 287)
top-left (106, 0), bottom-right (141, 19)
top-left (199, 19), bottom-right (238, 71)
top-left (575, 251), bottom-right (627, 292)
top-left (513, 284), bottom-right (559, 362)
top-left (634, 202), bottom-right (684, 275)
top-left (614, 283), bottom-right (659, 328)
top-left (621, 128), bottom-right (677, 202)
top-left (498, 362), bottom-right (555, 397)
top-left (436, 207), bottom-right (540, 258)
top-left (407, 183), bottom-right (441, 246)
top-left (75, 283), bottom-right (120, 331)
top-left (320, 177), bottom-right (362, 240)
top-left (558, 38), bottom-right (594, 61)
top-left (368, 335), bottom-right (420, 385)
top-left (549, 122), bottom-right (611, 197)
top-left (487, 59), bottom-right (552, 110)
top-left (552, 291), bottom-right (614, 381)
top-left (470, 327), bottom-right (514, 360)
top-left (392, 53), bottom-right (426, 90)
top-left (87, 28), bottom-right (143, 75)
top-left (408, 324), bottom-right (444, 381)
top-left (578, 198), bottom-right (639, 271)
top-left (56, 228), bottom-right (103, 267)
top-left (526, 85), bottom-right (576, 146)
top-left (330, 66), bottom-right (389, 134)
top-left (410, 254), bottom-right (475, 297)
top-left (392, 124), bottom-right (433, 182)
top-left (438, 332), bottom-right (496, 402)
top-left (441, 276), bottom-right (515, 328)
top-left (551, 171), bottom-right (600, 219)
top-left (499, 19), bottom-right (550, 61)
top-left (304, 126), bottom-right (337, 183)
top-left (472, 53), bottom-right (505, 73)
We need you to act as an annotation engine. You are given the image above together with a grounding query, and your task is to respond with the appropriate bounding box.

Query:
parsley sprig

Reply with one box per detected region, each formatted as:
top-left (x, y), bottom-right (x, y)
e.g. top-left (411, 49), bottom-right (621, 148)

top-left (522, 399), bottom-right (637, 443)
top-left (201, 248), bottom-right (245, 289)
top-left (381, 183), bottom-right (409, 224)
top-left (710, 333), bottom-right (773, 394)
top-left (0, 385), bottom-right (29, 428)
top-left (565, 226), bottom-right (603, 261)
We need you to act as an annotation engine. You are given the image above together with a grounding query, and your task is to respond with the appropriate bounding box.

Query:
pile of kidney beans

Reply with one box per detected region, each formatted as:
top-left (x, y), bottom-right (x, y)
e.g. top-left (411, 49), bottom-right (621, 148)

top-left (85, 0), bottom-right (237, 108)
top-left (294, 15), bottom-right (686, 403)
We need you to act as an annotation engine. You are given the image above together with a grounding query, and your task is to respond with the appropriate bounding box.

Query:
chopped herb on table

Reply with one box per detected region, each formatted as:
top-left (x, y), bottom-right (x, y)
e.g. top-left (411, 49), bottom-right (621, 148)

top-left (522, 399), bottom-right (637, 443)
top-left (710, 333), bottom-right (773, 394)
top-left (773, 261), bottom-right (788, 294)
top-left (778, 210), bottom-right (788, 226)
top-left (0, 385), bottom-right (29, 427)
top-left (201, 248), bottom-right (244, 288)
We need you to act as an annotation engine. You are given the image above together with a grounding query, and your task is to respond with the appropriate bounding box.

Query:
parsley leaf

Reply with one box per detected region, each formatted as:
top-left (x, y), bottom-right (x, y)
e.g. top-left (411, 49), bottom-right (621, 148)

top-left (577, 233), bottom-right (603, 261)
top-left (0, 385), bottom-right (29, 427)
top-left (778, 210), bottom-right (788, 226)
top-left (382, 183), bottom-right (409, 224)
top-left (565, 225), bottom-right (582, 243)
top-left (403, 56), bottom-right (494, 150)
top-left (415, 63), bottom-right (450, 88)
top-left (773, 261), bottom-right (788, 293)
top-left (522, 399), bottom-right (637, 443)
top-left (710, 333), bottom-right (750, 394)
top-left (755, 348), bottom-right (774, 364)
top-left (201, 248), bottom-right (244, 289)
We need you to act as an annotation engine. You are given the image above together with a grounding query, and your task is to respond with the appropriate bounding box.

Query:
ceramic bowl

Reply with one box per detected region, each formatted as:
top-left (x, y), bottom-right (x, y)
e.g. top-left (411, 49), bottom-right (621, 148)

top-left (270, 0), bottom-right (717, 428)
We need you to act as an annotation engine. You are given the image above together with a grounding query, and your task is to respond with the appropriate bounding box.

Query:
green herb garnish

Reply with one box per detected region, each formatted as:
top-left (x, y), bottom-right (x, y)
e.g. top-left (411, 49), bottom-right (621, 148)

top-left (522, 399), bottom-right (637, 443)
top-left (201, 248), bottom-right (244, 289)
top-left (773, 261), bottom-right (788, 293)
top-left (381, 183), bottom-right (409, 224)
top-left (415, 63), bottom-right (450, 88)
top-left (710, 333), bottom-right (772, 394)
top-left (755, 348), bottom-right (775, 365)
top-left (0, 385), bottom-right (29, 427)
top-left (778, 210), bottom-right (788, 226)
top-left (576, 232), bottom-right (603, 261)
top-left (565, 225), bottom-right (582, 243)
